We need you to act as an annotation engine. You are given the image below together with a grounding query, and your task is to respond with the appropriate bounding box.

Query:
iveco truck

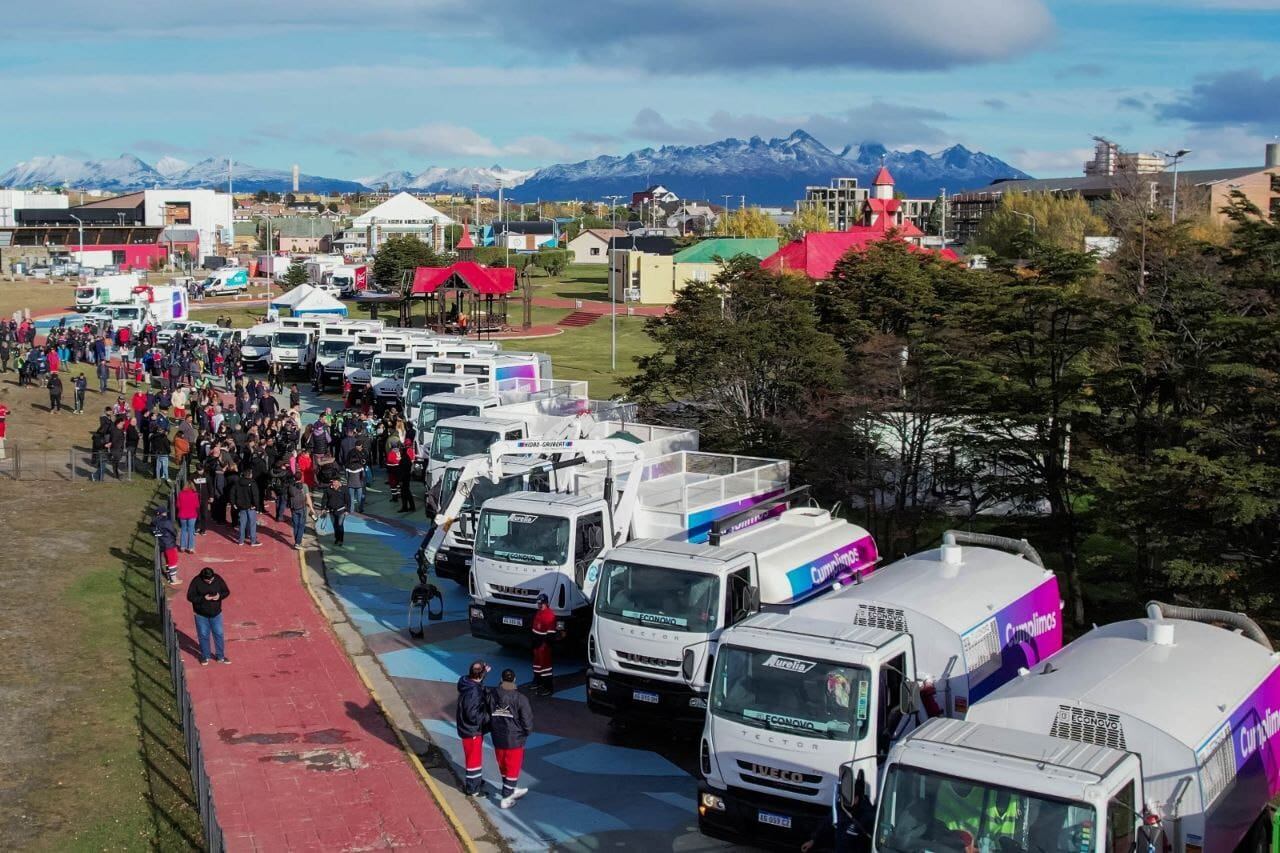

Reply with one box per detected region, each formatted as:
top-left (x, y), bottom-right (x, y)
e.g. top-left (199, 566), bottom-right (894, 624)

top-left (871, 602), bottom-right (1280, 853)
top-left (696, 532), bottom-right (1064, 848)
top-left (587, 499), bottom-right (878, 724)
top-left (469, 449), bottom-right (785, 646)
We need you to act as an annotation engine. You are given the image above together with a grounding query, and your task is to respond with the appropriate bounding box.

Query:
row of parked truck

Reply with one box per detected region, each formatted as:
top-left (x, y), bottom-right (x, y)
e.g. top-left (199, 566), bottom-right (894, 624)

top-left (231, 314), bottom-right (1279, 852)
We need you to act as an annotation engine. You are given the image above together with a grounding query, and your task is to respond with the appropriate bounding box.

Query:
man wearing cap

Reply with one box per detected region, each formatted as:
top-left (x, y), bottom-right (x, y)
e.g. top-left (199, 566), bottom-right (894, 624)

top-left (487, 668), bottom-right (533, 809)
top-left (456, 660), bottom-right (491, 797)
top-left (186, 566), bottom-right (231, 665)
top-left (530, 594), bottom-right (560, 696)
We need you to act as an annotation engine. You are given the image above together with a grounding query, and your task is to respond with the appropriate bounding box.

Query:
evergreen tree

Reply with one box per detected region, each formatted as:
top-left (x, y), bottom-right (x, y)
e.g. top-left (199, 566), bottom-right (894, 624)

top-left (281, 260), bottom-right (309, 290)
top-left (371, 234), bottom-right (442, 292)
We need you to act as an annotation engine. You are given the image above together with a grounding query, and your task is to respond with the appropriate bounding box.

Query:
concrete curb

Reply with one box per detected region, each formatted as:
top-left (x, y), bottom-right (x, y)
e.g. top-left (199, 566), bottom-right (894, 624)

top-left (296, 535), bottom-right (506, 853)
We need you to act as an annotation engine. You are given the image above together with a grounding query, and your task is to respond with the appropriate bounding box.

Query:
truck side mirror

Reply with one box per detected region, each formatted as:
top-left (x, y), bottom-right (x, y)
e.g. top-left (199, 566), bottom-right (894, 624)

top-left (900, 682), bottom-right (921, 716)
top-left (681, 647), bottom-right (696, 683)
top-left (745, 587), bottom-right (760, 614)
top-left (838, 765), bottom-right (866, 812)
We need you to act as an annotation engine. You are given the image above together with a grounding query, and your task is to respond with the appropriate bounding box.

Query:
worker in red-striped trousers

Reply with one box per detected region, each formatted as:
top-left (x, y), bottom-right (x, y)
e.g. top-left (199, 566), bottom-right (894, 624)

top-left (530, 594), bottom-right (560, 696)
top-left (455, 660), bottom-right (490, 797)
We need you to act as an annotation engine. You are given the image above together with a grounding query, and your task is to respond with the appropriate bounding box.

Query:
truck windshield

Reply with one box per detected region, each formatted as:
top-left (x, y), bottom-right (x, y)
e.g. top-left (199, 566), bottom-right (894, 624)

top-left (418, 402), bottom-right (480, 432)
top-left (432, 426), bottom-right (498, 462)
top-left (318, 340), bottom-right (352, 357)
top-left (372, 357), bottom-right (411, 378)
top-left (595, 561), bottom-right (719, 633)
top-left (407, 381), bottom-right (461, 408)
top-left (245, 334), bottom-right (271, 348)
top-left (875, 765), bottom-right (1097, 853)
top-left (273, 332), bottom-right (309, 347)
top-left (439, 467), bottom-right (536, 513)
top-left (76, 287), bottom-right (94, 298)
top-left (346, 349), bottom-right (376, 369)
top-left (475, 510), bottom-right (570, 566)
top-left (710, 647), bottom-right (870, 741)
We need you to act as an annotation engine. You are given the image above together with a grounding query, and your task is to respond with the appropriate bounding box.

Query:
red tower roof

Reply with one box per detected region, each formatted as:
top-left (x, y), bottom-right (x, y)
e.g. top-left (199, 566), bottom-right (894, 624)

top-left (873, 166), bottom-right (895, 186)
top-left (455, 221), bottom-right (475, 250)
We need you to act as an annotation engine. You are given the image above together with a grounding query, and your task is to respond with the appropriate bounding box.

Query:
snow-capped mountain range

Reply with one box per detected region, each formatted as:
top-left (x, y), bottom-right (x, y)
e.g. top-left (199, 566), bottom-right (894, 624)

top-left (0, 131), bottom-right (1029, 204)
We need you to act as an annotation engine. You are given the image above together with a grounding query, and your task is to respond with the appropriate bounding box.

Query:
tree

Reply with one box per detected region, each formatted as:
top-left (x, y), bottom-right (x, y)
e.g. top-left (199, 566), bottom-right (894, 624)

top-left (783, 203), bottom-right (832, 240)
top-left (281, 260), bottom-right (309, 290)
top-left (254, 189), bottom-right (269, 203)
top-left (536, 249), bottom-right (569, 277)
top-left (934, 242), bottom-right (1115, 625)
top-left (628, 256), bottom-right (846, 454)
top-left (924, 193), bottom-right (946, 237)
top-left (718, 207), bottom-right (781, 239)
top-left (284, 192), bottom-right (297, 205)
top-left (371, 234), bottom-right (442, 292)
top-left (973, 191), bottom-right (1108, 257)
top-left (327, 202), bottom-right (339, 213)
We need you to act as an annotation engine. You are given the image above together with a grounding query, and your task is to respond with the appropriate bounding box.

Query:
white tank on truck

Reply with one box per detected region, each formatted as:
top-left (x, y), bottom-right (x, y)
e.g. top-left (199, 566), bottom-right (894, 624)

top-left (428, 426), bottom-right (700, 584)
top-left (696, 531), bottom-right (1064, 849)
top-left (75, 273), bottom-right (142, 311)
top-left (586, 493), bottom-right (878, 725)
top-left (469, 448), bottom-right (783, 646)
top-left (871, 602), bottom-right (1280, 853)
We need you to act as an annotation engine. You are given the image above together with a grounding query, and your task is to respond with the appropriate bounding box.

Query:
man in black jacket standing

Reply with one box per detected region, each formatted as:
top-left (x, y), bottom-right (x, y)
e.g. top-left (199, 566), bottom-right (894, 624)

top-left (456, 660), bottom-right (490, 798)
top-left (230, 468), bottom-right (261, 546)
top-left (186, 566), bottom-right (231, 665)
top-left (488, 668), bottom-right (533, 809)
top-left (47, 371), bottom-right (63, 412)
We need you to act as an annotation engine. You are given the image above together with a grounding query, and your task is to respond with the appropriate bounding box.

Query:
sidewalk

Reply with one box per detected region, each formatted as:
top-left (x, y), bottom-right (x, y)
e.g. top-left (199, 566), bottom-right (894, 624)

top-left (168, 511), bottom-right (466, 852)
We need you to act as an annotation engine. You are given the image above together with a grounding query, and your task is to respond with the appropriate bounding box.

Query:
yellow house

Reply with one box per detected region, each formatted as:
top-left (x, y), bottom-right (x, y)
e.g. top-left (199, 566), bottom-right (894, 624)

top-left (609, 237), bottom-right (780, 305)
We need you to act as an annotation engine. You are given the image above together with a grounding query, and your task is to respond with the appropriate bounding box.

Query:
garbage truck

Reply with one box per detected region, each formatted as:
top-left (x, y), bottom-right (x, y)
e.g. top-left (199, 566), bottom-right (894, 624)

top-left (425, 427), bottom-right (700, 583)
top-left (695, 531), bottom-right (1064, 848)
top-left (469, 449), bottom-right (787, 646)
top-left (870, 601), bottom-right (1280, 853)
top-left (586, 494), bottom-right (878, 724)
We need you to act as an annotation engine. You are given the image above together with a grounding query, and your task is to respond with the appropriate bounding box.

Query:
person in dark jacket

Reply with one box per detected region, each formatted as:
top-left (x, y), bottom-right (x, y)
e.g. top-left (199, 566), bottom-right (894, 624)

top-left (456, 660), bottom-right (491, 797)
top-left (320, 478), bottom-right (348, 546)
top-left (487, 668), bottom-right (533, 809)
top-left (151, 506), bottom-right (180, 585)
top-left (47, 371), bottom-right (63, 412)
top-left (72, 373), bottom-right (87, 413)
top-left (230, 470), bottom-right (261, 546)
top-left (186, 566), bottom-right (231, 665)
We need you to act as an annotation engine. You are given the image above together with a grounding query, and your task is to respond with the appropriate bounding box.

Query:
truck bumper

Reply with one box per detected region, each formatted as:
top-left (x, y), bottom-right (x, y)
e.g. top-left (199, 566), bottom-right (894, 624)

top-left (696, 781), bottom-right (829, 850)
top-left (586, 670), bottom-right (708, 724)
top-left (469, 601), bottom-right (590, 647)
top-left (241, 355), bottom-right (269, 370)
top-left (433, 547), bottom-right (472, 584)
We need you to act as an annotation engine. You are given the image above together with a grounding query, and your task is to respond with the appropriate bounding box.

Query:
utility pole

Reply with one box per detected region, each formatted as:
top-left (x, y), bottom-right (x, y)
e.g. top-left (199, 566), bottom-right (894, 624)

top-left (721, 195), bottom-right (733, 235)
top-left (1155, 148), bottom-right (1191, 223)
top-left (939, 187), bottom-right (947, 248)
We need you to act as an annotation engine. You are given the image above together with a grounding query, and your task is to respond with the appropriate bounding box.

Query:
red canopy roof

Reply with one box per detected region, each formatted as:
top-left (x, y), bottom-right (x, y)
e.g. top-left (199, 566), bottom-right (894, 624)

top-left (760, 231), bottom-right (958, 280)
top-left (411, 261), bottom-right (516, 295)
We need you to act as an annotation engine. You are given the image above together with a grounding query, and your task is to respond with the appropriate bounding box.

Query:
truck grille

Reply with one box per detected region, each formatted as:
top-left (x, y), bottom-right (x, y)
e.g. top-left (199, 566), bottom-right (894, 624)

top-left (1050, 704), bottom-right (1127, 751)
top-left (735, 760), bottom-right (822, 797)
top-left (854, 603), bottom-right (908, 633)
top-left (616, 650), bottom-right (680, 675)
top-left (488, 583), bottom-right (538, 602)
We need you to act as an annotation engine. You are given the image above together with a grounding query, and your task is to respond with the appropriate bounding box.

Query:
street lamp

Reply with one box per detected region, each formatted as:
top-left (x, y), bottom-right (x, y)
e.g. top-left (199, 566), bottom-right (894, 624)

top-left (68, 213), bottom-right (84, 268)
top-left (1010, 210), bottom-right (1037, 235)
top-left (1156, 148), bottom-right (1192, 223)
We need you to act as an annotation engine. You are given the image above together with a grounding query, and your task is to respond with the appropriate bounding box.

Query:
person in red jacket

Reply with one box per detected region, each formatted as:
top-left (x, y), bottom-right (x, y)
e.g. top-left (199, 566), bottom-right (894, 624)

top-left (530, 594), bottom-right (561, 696)
top-left (176, 481), bottom-right (201, 553)
top-left (0, 401), bottom-right (8, 461)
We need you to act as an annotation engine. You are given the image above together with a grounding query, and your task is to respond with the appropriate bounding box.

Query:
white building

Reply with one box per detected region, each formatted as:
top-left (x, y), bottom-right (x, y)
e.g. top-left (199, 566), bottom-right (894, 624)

top-left (0, 189), bottom-right (69, 226)
top-left (566, 228), bottom-right (625, 264)
top-left (353, 191), bottom-right (454, 253)
top-left (141, 189), bottom-right (234, 261)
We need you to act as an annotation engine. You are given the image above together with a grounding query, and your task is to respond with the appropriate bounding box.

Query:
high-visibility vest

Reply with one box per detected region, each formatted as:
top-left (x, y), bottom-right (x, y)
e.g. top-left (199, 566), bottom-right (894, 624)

top-left (935, 784), bottom-right (984, 836)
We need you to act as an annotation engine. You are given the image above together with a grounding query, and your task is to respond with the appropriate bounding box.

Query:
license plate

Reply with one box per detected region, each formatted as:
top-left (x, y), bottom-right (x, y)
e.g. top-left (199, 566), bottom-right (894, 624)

top-left (502, 616), bottom-right (523, 627)
top-left (758, 811), bottom-right (792, 829)
top-left (633, 690), bottom-right (659, 704)
top-left (463, 559), bottom-right (472, 567)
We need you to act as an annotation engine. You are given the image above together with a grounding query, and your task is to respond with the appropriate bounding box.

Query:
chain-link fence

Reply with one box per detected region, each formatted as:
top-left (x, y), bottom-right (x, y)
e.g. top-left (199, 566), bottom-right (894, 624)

top-left (0, 447), bottom-right (205, 482)
top-left (152, 491), bottom-right (224, 852)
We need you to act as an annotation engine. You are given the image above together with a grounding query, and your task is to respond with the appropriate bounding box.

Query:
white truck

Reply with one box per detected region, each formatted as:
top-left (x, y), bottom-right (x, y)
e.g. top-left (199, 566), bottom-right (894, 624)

top-left (84, 284), bottom-right (190, 335)
top-left (587, 498), bottom-right (879, 724)
top-left (269, 327), bottom-right (315, 374)
top-left (696, 531), bottom-right (1064, 848)
top-left (421, 352), bottom-right (552, 389)
top-left (75, 273), bottom-right (142, 311)
top-left (469, 448), bottom-right (786, 646)
top-left (870, 602), bottom-right (1280, 853)
top-left (329, 264), bottom-right (368, 297)
top-left (414, 379), bottom-right (590, 467)
top-left (428, 427), bottom-right (700, 584)
top-left (240, 325), bottom-right (280, 370)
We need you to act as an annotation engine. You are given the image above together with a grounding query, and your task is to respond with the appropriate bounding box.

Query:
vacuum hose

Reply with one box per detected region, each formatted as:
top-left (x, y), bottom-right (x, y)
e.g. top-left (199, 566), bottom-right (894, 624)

top-left (1145, 600), bottom-right (1273, 651)
top-left (943, 530), bottom-right (1045, 568)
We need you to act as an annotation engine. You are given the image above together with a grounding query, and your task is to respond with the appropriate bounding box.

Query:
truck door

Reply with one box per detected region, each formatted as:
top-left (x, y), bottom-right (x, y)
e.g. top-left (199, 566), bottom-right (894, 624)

top-left (573, 512), bottom-right (605, 588)
top-left (723, 567), bottom-right (755, 627)
top-left (1105, 779), bottom-right (1136, 852)
top-left (877, 653), bottom-right (908, 760)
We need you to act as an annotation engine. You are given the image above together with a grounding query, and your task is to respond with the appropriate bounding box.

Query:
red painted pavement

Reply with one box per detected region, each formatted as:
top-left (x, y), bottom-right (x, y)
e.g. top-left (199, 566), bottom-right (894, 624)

top-left (169, 516), bottom-right (465, 852)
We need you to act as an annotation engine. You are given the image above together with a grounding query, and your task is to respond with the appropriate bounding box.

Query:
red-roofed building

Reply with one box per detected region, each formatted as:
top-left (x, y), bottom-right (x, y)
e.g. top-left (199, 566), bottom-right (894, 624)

top-left (408, 261), bottom-right (517, 334)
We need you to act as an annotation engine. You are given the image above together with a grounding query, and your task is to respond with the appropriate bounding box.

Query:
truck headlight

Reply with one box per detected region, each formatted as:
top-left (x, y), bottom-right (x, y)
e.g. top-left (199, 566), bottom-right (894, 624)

top-left (699, 792), bottom-right (725, 812)
top-left (588, 677), bottom-right (607, 692)
top-left (468, 606), bottom-right (483, 621)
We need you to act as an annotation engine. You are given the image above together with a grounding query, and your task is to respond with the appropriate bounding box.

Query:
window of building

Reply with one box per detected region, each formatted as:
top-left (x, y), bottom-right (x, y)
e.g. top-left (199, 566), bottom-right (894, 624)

top-left (163, 202), bottom-right (192, 225)
top-left (1270, 173), bottom-right (1280, 193)
top-left (590, 247), bottom-right (600, 256)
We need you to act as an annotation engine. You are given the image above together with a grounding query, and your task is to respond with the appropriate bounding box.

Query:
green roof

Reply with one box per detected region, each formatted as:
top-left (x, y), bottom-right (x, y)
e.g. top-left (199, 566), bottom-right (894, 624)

top-left (232, 221), bottom-right (258, 237)
top-left (673, 237), bottom-right (779, 265)
top-left (272, 217), bottom-right (335, 238)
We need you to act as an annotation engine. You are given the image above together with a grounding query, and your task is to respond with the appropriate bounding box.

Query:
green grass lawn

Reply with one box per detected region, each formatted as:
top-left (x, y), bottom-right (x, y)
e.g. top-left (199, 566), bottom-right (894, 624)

top-left (530, 263), bottom-right (610, 301)
top-left (516, 305), bottom-right (655, 398)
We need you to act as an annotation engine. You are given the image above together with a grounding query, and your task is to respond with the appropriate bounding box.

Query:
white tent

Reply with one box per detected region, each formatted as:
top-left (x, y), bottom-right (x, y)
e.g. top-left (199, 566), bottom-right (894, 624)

top-left (270, 283), bottom-right (315, 310)
top-left (290, 289), bottom-right (348, 317)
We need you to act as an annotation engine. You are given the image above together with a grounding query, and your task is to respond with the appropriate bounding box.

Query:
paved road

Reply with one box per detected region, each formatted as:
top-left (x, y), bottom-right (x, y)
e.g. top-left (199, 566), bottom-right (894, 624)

top-left (295, 388), bottom-right (742, 852)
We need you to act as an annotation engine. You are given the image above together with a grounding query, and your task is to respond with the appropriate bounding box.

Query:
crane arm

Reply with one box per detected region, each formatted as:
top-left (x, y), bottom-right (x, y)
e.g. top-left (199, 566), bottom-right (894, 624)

top-left (486, 437), bottom-right (642, 483)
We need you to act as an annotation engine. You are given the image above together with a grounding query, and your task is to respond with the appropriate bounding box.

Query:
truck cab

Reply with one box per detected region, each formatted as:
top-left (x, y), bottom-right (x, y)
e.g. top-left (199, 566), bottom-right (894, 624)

top-left (269, 328), bottom-right (315, 373)
top-left (240, 326), bottom-right (278, 369)
top-left (587, 504), bottom-right (877, 724)
top-left (405, 375), bottom-right (482, 426)
top-left (343, 344), bottom-right (383, 390)
top-left (314, 336), bottom-right (356, 388)
top-left (429, 415), bottom-right (529, 483)
top-left (696, 534), bottom-right (1064, 848)
top-left (369, 352), bottom-right (415, 403)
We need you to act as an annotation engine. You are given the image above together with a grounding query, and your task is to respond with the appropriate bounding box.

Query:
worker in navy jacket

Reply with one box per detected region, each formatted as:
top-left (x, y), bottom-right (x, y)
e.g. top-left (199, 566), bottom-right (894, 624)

top-left (455, 661), bottom-right (490, 797)
top-left (487, 668), bottom-right (533, 809)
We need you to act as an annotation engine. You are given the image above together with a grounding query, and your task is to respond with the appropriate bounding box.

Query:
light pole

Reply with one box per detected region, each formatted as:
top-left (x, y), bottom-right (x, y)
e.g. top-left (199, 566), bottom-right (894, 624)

top-left (68, 213), bottom-right (84, 268)
top-left (1011, 210), bottom-right (1037, 235)
top-left (1156, 148), bottom-right (1191, 223)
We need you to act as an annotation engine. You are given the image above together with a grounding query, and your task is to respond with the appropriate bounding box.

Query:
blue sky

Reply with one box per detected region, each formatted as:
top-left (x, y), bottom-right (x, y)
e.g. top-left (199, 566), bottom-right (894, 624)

top-left (0, 0), bottom-right (1276, 179)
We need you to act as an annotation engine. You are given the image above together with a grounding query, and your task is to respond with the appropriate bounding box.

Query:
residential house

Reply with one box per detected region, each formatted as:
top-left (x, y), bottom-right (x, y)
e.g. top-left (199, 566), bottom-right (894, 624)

top-left (664, 201), bottom-right (720, 235)
top-left (608, 236), bottom-right (678, 303)
top-left (631, 185), bottom-right (679, 210)
top-left (270, 217), bottom-right (335, 253)
top-left (485, 220), bottom-right (559, 252)
top-left (566, 228), bottom-right (626, 264)
top-left (671, 238), bottom-right (779, 296)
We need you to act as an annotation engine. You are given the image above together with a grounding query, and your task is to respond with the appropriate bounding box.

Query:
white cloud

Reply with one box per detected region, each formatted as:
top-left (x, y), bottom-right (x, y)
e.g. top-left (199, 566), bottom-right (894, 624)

top-left (1003, 147), bottom-right (1094, 176)
top-left (352, 124), bottom-right (573, 162)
